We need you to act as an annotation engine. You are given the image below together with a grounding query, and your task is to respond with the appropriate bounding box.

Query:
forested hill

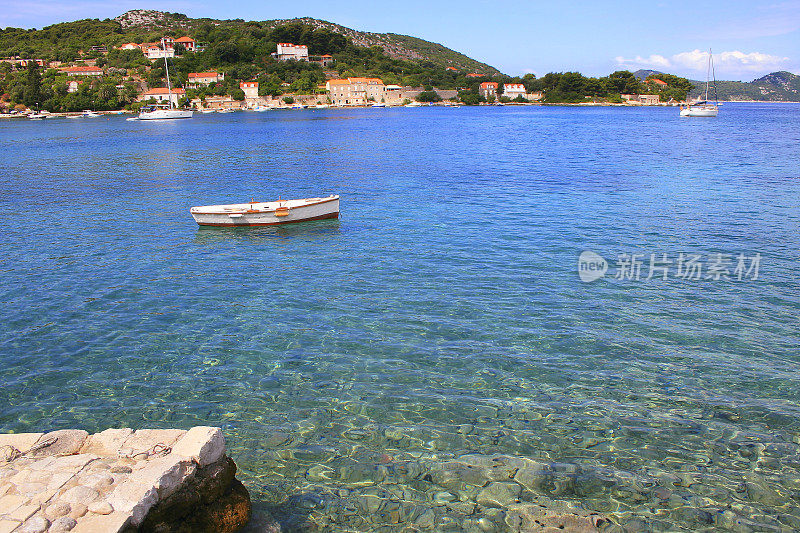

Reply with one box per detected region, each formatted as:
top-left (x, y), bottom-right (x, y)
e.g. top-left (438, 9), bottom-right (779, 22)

top-left (1, 9), bottom-right (500, 76)
top-left (635, 69), bottom-right (800, 101)
top-left (258, 18), bottom-right (500, 75)
top-left (689, 71), bottom-right (800, 101)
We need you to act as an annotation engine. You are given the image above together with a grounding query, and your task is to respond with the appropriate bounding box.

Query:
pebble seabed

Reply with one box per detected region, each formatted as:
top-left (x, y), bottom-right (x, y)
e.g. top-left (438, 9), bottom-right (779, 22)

top-left (232, 405), bottom-right (800, 533)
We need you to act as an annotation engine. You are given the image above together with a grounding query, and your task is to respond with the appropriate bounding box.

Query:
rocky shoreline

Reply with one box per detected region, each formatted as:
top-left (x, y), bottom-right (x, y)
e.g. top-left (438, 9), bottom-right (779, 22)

top-left (0, 427), bottom-right (250, 533)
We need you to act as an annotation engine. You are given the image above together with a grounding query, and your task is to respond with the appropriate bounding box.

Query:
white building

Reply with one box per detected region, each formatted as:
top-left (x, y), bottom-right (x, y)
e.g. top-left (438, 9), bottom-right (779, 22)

top-left (146, 47), bottom-right (175, 60)
top-left (326, 78), bottom-right (386, 106)
top-left (503, 83), bottom-right (527, 100)
top-left (273, 43), bottom-right (309, 61)
top-left (67, 80), bottom-right (80, 93)
top-left (119, 43), bottom-right (139, 50)
top-left (60, 66), bottom-right (103, 77)
top-left (187, 72), bottom-right (224, 87)
top-left (240, 81), bottom-right (259, 99)
top-left (139, 87), bottom-right (185, 106)
top-left (479, 82), bottom-right (497, 99)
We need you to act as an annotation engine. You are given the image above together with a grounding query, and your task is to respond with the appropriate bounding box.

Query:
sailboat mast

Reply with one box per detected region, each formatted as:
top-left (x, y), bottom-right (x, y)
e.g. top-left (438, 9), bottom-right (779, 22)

top-left (705, 49), bottom-right (710, 101)
top-left (710, 49), bottom-right (718, 105)
top-left (162, 38), bottom-right (174, 110)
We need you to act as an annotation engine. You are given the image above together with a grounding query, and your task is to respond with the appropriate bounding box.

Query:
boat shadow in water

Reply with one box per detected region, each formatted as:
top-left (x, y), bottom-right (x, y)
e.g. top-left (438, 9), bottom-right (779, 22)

top-left (193, 219), bottom-right (341, 244)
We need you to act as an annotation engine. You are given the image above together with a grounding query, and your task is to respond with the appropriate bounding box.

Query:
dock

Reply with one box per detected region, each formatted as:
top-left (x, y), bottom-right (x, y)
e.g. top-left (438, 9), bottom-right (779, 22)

top-left (0, 427), bottom-right (250, 532)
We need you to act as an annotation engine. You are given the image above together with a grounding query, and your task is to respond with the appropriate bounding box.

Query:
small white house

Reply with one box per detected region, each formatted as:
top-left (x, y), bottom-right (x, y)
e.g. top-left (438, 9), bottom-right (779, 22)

top-left (273, 43), bottom-right (309, 61)
top-left (146, 47), bottom-right (175, 60)
top-left (479, 82), bottom-right (498, 99)
top-left (187, 72), bottom-right (224, 87)
top-left (503, 84), bottom-right (527, 100)
top-left (240, 81), bottom-right (259, 99)
top-left (139, 87), bottom-right (185, 106)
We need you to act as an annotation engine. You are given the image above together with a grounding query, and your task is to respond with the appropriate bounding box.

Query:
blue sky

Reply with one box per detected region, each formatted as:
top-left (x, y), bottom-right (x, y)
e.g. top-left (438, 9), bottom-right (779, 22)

top-left (1, 0), bottom-right (798, 81)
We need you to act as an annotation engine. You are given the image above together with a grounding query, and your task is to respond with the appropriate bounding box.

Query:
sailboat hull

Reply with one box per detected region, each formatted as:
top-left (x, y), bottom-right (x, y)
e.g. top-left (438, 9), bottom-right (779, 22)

top-left (680, 107), bottom-right (718, 117)
top-left (138, 109), bottom-right (194, 120)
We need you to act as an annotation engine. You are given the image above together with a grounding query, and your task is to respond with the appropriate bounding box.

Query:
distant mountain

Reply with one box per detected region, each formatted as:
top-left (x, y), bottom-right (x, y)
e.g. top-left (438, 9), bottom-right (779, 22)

top-left (688, 71), bottom-right (800, 101)
top-left (632, 69), bottom-right (664, 81)
top-left (113, 10), bottom-right (500, 75)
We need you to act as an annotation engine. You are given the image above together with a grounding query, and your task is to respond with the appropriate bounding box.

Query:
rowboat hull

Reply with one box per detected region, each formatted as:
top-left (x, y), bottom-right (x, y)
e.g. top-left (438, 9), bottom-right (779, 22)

top-left (191, 195), bottom-right (339, 227)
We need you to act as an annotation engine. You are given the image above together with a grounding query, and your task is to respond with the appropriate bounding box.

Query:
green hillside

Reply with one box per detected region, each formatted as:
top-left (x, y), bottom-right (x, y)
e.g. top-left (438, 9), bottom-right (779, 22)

top-left (0, 10), bottom-right (499, 76)
top-left (689, 71), bottom-right (800, 101)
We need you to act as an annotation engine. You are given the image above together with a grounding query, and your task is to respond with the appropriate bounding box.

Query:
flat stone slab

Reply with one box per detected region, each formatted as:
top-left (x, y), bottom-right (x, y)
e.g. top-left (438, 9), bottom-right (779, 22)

top-left (0, 427), bottom-right (226, 533)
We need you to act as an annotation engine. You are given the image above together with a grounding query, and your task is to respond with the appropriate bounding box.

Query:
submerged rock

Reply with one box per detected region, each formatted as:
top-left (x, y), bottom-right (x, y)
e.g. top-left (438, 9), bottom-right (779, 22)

top-left (504, 503), bottom-right (612, 532)
top-left (476, 482), bottom-right (521, 508)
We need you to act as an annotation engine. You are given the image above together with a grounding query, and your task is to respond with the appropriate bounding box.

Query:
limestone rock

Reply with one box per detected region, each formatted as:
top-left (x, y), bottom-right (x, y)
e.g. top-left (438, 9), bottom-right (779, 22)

top-left (87, 501), bottom-right (113, 515)
top-left (0, 433), bottom-right (44, 453)
top-left (122, 429), bottom-right (186, 456)
top-left (49, 516), bottom-right (77, 532)
top-left (43, 502), bottom-right (71, 520)
top-left (134, 455), bottom-right (196, 500)
top-left (139, 457), bottom-right (250, 533)
top-left (107, 481), bottom-right (158, 526)
top-left (29, 430), bottom-right (89, 458)
top-left (172, 427), bottom-right (226, 467)
top-left (19, 516), bottom-right (49, 533)
top-left (79, 429), bottom-right (133, 456)
top-left (60, 485), bottom-right (100, 506)
top-left (68, 503), bottom-right (87, 519)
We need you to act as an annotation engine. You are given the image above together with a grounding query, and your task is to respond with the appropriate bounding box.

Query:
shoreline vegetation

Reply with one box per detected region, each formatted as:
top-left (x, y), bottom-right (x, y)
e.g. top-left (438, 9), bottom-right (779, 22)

top-left (2, 10), bottom-right (797, 114)
top-left (1, 99), bottom-right (795, 119)
top-left (0, 10), bottom-right (702, 114)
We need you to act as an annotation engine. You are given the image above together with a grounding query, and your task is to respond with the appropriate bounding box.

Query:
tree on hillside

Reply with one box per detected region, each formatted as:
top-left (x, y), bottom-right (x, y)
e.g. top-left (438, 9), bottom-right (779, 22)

top-left (22, 62), bottom-right (41, 107)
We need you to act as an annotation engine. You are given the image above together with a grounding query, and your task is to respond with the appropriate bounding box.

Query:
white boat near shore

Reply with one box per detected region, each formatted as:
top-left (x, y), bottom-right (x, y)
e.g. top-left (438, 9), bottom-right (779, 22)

top-left (191, 195), bottom-right (339, 227)
top-left (681, 49), bottom-right (718, 118)
top-left (138, 39), bottom-right (193, 121)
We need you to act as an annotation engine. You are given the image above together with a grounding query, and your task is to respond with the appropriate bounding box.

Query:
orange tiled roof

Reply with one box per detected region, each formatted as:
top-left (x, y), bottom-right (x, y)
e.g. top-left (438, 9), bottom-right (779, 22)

top-left (189, 72), bottom-right (219, 78)
top-left (174, 36), bottom-right (195, 43)
top-left (348, 77), bottom-right (383, 83)
top-left (143, 87), bottom-right (185, 95)
top-left (480, 82), bottom-right (498, 89)
top-left (649, 78), bottom-right (668, 86)
top-left (61, 66), bottom-right (102, 73)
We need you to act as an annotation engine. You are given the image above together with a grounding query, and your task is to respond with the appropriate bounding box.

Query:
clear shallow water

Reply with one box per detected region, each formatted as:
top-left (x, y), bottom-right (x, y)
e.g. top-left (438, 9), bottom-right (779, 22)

top-left (1, 104), bottom-right (800, 532)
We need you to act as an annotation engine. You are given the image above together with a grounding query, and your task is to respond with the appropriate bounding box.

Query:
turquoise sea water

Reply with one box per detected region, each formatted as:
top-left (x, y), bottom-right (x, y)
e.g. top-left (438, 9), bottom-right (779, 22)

top-left (1, 104), bottom-right (799, 531)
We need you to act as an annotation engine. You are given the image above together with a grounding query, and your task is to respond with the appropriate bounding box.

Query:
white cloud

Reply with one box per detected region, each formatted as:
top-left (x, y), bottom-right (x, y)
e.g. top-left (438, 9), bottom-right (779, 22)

top-left (614, 54), bottom-right (671, 70)
top-left (615, 49), bottom-right (792, 79)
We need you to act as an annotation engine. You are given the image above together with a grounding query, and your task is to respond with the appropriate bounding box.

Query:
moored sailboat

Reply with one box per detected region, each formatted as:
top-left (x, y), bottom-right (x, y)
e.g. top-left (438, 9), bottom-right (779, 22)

top-left (680, 49), bottom-right (718, 117)
top-left (139, 39), bottom-right (193, 121)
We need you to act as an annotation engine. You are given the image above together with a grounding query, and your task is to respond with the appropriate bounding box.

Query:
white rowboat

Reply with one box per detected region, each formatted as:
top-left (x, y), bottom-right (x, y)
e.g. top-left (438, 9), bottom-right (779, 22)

top-left (191, 195), bottom-right (339, 227)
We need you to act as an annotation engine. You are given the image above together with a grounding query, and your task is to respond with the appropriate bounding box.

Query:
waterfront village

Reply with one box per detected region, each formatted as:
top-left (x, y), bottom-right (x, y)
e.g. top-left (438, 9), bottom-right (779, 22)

top-left (1, 36), bottom-right (683, 116)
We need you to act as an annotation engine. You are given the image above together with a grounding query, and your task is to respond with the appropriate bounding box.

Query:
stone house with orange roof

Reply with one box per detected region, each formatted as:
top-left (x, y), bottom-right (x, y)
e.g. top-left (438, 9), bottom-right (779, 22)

top-left (326, 78), bottom-right (386, 105)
